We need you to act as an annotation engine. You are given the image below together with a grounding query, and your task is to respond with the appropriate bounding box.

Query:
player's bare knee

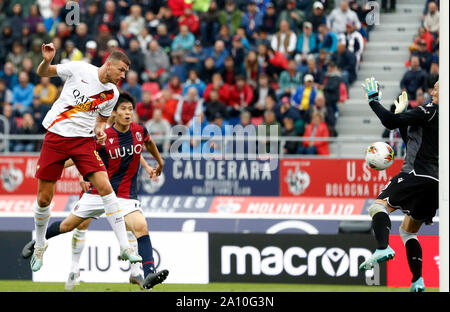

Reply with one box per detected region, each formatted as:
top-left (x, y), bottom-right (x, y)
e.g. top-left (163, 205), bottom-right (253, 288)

top-left (37, 194), bottom-right (52, 208)
top-left (60, 221), bottom-right (76, 233)
top-left (368, 201), bottom-right (389, 218)
top-left (134, 221), bottom-right (149, 238)
top-left (399, 226), bottom-right (418, 245)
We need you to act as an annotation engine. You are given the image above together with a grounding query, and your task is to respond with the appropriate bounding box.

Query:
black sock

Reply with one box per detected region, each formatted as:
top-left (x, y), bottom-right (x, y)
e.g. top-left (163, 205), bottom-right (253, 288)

top-left (405, 239), bottom-right (422, 283)
top-left (45, 221), bottom-right (62, 240)
top-left (372, 212), bottom-right (391, 249)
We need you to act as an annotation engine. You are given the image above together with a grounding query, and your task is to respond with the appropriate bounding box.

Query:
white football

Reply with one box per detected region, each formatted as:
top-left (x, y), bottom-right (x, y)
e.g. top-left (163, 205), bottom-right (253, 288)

top-left (365, 142), bottom-right (395, 170)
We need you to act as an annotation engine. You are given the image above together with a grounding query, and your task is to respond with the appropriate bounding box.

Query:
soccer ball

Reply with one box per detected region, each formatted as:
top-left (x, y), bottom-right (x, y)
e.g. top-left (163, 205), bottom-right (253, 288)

top-left (365, 142), bottom-right (395, 170)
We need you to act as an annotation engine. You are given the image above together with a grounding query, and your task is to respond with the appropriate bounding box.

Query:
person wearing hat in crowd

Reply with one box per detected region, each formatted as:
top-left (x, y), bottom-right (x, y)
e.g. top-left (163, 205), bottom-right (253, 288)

top-left (82, 41), bottom-right (102, 67)
top-left (292, 74), bottom-right (318, 118)
top-left (185, 40), bottom-right (208, 73)
top-left (309, 1), bottom-right (327, 33)
top-left (295, 21), bottom-right (318, 67)
top-left (96, 24), bottom-right (114, 57)
top-left (262, 2), bottom-right (278, 35)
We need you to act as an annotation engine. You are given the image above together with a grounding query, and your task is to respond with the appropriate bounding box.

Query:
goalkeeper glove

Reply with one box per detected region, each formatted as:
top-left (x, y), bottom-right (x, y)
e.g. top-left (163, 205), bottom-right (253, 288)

top-left (394, 91), bottom-right (408, 114)
top-left (361, 77), bottom-right (381, 103)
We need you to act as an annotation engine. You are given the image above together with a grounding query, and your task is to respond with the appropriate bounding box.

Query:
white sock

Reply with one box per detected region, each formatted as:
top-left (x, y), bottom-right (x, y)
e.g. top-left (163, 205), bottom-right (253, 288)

top-left (101, 192), bottom-right (130, 250)
top-left (128, 231), bottom-right (141, 276)
top-left (34, 201), bottom-right (50, 247)
top-left (71, 229), bottom-right (87, 273)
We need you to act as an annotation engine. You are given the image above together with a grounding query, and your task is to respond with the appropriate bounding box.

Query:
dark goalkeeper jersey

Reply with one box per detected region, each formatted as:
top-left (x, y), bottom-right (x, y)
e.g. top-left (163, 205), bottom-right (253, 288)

top-left (369, 101), bottom-right (439, 180)
top-left (89, 122), bottom-right (150, 199)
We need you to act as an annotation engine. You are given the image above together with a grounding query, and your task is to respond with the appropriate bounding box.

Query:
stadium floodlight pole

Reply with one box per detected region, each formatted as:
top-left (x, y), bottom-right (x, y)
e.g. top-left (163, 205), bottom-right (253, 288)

top-left (439, 0), bottom-right (449, 293)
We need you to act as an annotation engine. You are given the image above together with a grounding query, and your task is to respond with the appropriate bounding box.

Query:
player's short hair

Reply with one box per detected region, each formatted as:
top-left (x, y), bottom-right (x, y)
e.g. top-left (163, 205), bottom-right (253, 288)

top-left (107, 50), bottom-right (131, 66)
top-left (114, 92), bottom-right (135, 110)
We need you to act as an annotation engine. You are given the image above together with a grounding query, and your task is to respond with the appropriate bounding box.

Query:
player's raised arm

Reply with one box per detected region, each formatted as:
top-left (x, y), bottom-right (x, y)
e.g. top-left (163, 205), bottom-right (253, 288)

top-left (362, 77), bottom-right (437, 130)
top-left (36, 43), bottom-right (58, 77)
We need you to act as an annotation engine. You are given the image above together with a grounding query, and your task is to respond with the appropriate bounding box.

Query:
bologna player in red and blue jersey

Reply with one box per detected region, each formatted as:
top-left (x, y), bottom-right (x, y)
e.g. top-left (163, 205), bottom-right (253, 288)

top-left (22, 93), bottom-right (168, 290)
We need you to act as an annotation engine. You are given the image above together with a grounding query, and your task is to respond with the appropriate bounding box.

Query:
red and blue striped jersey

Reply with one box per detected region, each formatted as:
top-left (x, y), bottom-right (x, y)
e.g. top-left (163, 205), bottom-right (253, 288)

top-left (89, 122), bottom-right (150, 199)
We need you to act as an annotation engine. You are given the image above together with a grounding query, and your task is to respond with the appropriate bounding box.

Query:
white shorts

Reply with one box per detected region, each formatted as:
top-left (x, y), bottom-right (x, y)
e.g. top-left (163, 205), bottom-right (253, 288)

top-left (71, 193), bottom-right (142, 219)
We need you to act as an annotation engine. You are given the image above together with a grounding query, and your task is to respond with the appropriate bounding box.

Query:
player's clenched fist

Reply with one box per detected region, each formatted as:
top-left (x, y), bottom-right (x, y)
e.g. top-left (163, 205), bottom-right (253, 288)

top-left (41, 43), bottom-right (56, 62)
top-left (95, 129), bottom-right (107, 145)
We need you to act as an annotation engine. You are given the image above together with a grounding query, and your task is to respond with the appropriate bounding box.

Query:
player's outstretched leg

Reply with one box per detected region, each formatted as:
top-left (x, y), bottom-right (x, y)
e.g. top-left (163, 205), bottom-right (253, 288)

top-left (360, 201), bottom-right (395, 271)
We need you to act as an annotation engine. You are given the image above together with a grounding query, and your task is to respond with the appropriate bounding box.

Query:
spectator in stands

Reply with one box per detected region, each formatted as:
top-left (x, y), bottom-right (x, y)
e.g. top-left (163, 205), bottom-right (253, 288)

top-left (143, 40), bottom-right (171, 86)
top-left (228, 75), bottom-right (254, 118)
top-left (83, 41), bottom-right (102, 67)
top-left (24, 4), bottom-right (43, 34)
top-left (144, 10), bottom-right (160, 37)
top-left (400, 55), bottom-right (428, 101)
top-left (159, 5), bottom-right (179, 36)
top-left (171, 24), bottom-right (196, 55)
top-left (413, 39), bottom-right (433, 72)
top-left (219, 0), bottom-right (242, 36)
top-left (101, 0), bottom-right (121, 33)
top-left (155, 24), bottom-right (173, 53)
top-left (251, 73), bottom-right (277, 118)
top-left (166, 75), bottom-right (183, 95)
top-left (25, 39), bottom-right (44, 72)
top-left (381, 0), bottom-right (396, 13)
top-left (13, 112), bottom-right (39, 152)
top-left (271, 20), bottom-right (297, 58)
top-left (425, 61), bottom-right (439, 94)
top-left (0, 79), bottom-right (13, 106)
top-left (414, 89), bottom-right (426, 108)
top-left (323, 62), bottom-right (341, 118)
top-left (185, 40), bottom-right (208, 73)
top-left (277, 96), bottom-right (302, 124)
top-left (168, 0), bottom-right (190, 18)
top-left (262, 2), bottom-right (278, 35)
top-left (115, 20), bottom-right (136, 51)
top-left (182, 69), bottom-right (206, 97)
top-left (72, 23), bottom-right (92, 55)
top-left (0, 103), bottom-right (18, 151)
top-left (282, 116), bottom-right (300, 155)
top-left (124, 4), bottom-right (146, 37)
top-left (317, 23), bottom-right (338, 54)
top-left (174, 87), bottom-right (203, 126)
top-left (0, 24), bottom-right (14, 65)
top-left (30, 94), bottom-right (47, 133)
top-left (204, 89), bottom-right (229, 122)
top-left (61, 40), bottom-right (83, 62)
top-left (423, 1), bottom-right (439, 35)
top-left (330, 42), bottom-right (357, 87)
top-left (412, 26), bottom-right (434, 53)
top-left (304, 55), bottom-right (325, 86)
top-left (12, 72), bottom-right (34, 116)
top-left (122, 70), bottom-right (142, 103)
top-left (170, 54), bottom-right (187, 83)
top-left (19, 24), bottom-right (32, 52)
top-left (277, 0), bottom-right (306, 33)
top-left (295, 22), bottom-right (318, 67)
top-left (136, 90), bottom-right (155, 123)
top-left (145, 108), bottom-right (171, 152)
top-left (203, 73), bottom-right (231, 104)
top-left (258, 109), bottom-right (282, 153)
top-left (278, 59), bottom-right (303, 98)
top-left (157, 89), bottom-right (179, 125)
top-left (32, 22), bottom-right (52, 46)
top-left (207, 40), bottom-right (229, 71)
top-left (126, 39), bottom-right (146, 78)
top-left (340, 22), bottom-right (364, 69)
top-left (199, 0), bottom-right (220, 47)
top-left (241, 0), bottom-right (263, 43)
top-left (293, 74), bottom-right (318, 118)
top-left (327, 0), bottom-right (361, 35)
top-left (221, 56), bottom-right (242, 85)
top-left (309, 1), bottom-right (327, 33)
top-left (298, 112), bottom-right (330, 155)
top-left (33, 76), bottom-right (57, 106)
top-left (178, 6), bottom-right (200, 36)
top-left (21, 58), bottom-right (40, 86)
top-left (244, 50), bottom-right (259, 88)
top-left (81, 2), bottom-right (101, 37)
top-left (7, 41), bottom-right (26, 73)
top-left (7, 3), bottom-right (25, 39)
top-left (199, 57), bottom-right (216, 84)
top-left (306, 91), bottom-right (337, 137)
top-left (0, 62), bottom-right (18, 90)
top-left (96, 24), bottom-right (114, 58)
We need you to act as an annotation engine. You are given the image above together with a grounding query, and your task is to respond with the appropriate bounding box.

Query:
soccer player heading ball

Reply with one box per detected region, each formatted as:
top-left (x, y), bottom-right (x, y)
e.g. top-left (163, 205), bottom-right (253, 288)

top-left (29, 43), bottom-right (142, 272)
top-left (361, 78), bottom-right (439, 292)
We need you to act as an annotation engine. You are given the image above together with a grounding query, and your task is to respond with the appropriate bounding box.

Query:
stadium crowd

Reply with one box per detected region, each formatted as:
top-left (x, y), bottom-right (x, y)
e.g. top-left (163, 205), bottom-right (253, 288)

top-left (0, 0), bottom-right (439, 156)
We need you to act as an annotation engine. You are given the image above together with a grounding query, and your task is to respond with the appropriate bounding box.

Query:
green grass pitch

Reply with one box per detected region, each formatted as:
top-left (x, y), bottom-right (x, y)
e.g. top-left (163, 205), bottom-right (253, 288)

top-left (0, 281), bottom-right (439, 292)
